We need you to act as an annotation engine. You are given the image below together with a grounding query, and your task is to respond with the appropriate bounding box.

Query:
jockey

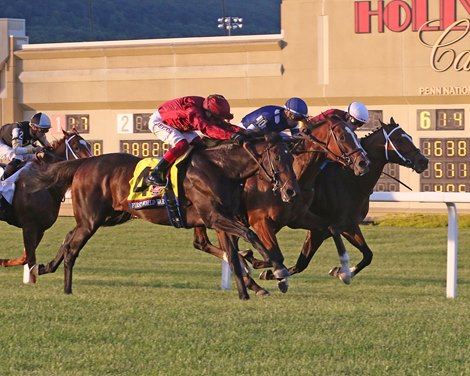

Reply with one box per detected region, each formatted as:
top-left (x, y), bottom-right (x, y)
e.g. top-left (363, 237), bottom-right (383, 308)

top-left (146, 94), bottom-right (246, 186)
top-left (309, 102), bottom-right (369, 131)
top-left (0, 112), bottom-right (52, 179)
top-left (238, 97), bottom-right (309, 136)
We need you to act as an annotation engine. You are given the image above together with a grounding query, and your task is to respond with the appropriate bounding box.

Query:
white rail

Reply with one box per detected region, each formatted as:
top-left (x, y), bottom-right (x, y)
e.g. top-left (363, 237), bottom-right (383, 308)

top-left (221, 192), bottom-right (470, 299)
top-left (370, 192), bottom-right (470, 299)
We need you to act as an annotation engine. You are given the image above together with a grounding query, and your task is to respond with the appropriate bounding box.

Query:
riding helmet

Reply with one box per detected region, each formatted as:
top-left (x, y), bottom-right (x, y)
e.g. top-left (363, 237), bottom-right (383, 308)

top-left (347, 102), bottom-right (369, 124)
top-left (30, 112), bottom-right (52, 129)
top-left (284, 97), bottom-right (308, 118)
top-left (203, 94), bottom-right (234, 120)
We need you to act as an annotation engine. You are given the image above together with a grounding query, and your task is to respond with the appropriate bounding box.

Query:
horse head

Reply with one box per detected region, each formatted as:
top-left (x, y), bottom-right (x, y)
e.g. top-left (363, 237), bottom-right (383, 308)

top-left (36, 128), bottom-right (93, 163)
top-left (304, 114), bottom-right (370, 176)
top-left (243, 132), bottom-right (300, 203)
top-left (363, 118), bottom-right (428, 173)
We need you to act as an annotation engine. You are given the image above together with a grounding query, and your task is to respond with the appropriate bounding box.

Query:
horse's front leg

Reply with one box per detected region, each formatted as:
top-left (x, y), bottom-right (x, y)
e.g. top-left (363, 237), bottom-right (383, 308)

top-left (193, 227), bottom-right (269, 296)
top-left (22, 228), bottom-right (45, 284)
top-left (215, 231), bottom-right (249, 300)
top-left (328, 228), bottom-right (352, 285)
top-left (340, 225), bottom-right (373, 278)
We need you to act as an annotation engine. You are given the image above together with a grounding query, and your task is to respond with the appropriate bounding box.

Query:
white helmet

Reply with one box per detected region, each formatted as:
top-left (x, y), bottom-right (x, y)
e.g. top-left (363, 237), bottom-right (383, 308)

top-left (347, 102), bottom-right (369, 125)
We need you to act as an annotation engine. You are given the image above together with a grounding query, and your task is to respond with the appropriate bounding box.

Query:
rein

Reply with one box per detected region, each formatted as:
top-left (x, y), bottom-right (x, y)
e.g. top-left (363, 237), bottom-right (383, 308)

top-left (241, 142), bottom-right (283, 192)
top-left (293, 123), bottom-right (363, 167)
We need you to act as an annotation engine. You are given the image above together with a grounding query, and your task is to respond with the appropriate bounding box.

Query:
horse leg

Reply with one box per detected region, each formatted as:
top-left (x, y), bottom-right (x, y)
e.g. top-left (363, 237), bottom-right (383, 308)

top-left (38, 229), bottom-right (77, 275)
top-left (0, 249), bottom-right (27, 267)
top-left (288, 229), bottom-right (330, 276)
top-left (22, 228), bottom-right (45, 284)
top-left (340, 225), bottom-right (373, 278)
top-left (193, 227), bottom-right (269, 296)
top-left (328, 229), bottom-right (352, 285)
top-left (215, 231), bottom-right (249, 300)
top-left (61, 224), bottom-right (100, 294)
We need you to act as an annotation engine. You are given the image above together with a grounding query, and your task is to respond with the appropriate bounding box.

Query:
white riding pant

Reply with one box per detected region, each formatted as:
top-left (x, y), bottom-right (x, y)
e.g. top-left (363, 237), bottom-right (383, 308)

top-left (0, 141), bottom-right (35, 162)
top-left (148, 111), bottom-right (200, 147)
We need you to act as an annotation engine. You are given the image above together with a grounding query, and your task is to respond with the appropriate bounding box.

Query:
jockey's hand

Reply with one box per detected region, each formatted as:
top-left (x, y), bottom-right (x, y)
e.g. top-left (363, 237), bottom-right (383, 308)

top-left (231, 132), bottom-right (248, 145)
top-left (33, 145), bottom-right (43, 153)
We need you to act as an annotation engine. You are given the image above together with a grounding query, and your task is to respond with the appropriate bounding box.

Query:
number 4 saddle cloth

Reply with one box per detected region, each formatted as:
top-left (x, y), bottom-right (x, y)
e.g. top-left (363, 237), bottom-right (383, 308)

top-left (127, 149), bottom-right (192, 228)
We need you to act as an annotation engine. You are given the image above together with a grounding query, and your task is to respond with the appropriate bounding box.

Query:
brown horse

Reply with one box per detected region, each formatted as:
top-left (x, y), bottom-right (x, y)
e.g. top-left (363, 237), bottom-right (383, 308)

top-left (192, 115), bottom-right (371, 295)
top-left (0, 129), bottom-right (93, 278)
top-left (28, 133), bottom-right (300, 300)
top-left (250, 118), bottom-right (429, 288)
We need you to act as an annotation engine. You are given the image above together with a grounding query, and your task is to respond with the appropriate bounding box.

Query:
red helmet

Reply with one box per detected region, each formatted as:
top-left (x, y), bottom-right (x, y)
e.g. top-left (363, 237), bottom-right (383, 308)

top-left (203, 94), bottom-right (234, 120)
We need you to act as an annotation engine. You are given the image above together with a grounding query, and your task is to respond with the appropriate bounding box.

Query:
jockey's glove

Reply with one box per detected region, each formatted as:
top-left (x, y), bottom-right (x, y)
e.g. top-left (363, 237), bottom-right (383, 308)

top-left (231, 132), bottom-right (248, 145)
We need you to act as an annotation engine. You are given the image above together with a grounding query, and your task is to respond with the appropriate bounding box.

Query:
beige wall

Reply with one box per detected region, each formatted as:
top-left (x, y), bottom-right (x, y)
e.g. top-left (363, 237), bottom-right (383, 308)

top-left (0, 0), bottom-right (469, 210)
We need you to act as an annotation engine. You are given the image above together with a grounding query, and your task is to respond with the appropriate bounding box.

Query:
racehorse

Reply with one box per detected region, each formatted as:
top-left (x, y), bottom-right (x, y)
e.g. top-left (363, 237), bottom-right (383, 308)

top-left (192, 115), bottom-right (371, 295)
top-left (0, 128), bottom-right (93, 277)
top-left (28, 133), bottom-right (300, 300)
top-left (249, 118), bottom-right (429, 287)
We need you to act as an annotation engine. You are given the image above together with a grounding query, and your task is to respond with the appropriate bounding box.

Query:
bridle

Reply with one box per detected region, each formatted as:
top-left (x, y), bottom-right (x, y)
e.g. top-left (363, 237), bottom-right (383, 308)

top-left (293, 119), bottom-right (366, 168)
top-left (241, 141), bottom-right (288, 192)
top-left (64, 134), bottom-right (93, 160)
top-left (382, 124), bottom-right (419, 170)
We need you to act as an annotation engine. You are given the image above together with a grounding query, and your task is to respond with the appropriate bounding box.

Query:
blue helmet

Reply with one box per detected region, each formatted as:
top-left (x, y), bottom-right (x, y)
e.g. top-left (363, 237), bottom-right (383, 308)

top-left (30, 112), bottom-right (51, 129)
top-left (284, 97), bottom-right (308, 118)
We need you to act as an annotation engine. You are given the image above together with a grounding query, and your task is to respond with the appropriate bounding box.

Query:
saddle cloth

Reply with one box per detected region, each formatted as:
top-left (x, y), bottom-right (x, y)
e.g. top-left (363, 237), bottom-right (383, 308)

top-left (127, 149), bottom-right (191, 211)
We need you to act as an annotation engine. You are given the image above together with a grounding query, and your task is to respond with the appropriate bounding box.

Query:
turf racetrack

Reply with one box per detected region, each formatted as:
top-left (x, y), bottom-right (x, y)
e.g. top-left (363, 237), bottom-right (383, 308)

top-left (0, 218), bottom-right (469, 375)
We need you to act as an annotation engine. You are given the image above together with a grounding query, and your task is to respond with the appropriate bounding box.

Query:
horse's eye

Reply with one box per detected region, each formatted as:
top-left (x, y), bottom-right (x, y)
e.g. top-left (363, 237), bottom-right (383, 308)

top-left (339, 134), bottom-right (346, 142)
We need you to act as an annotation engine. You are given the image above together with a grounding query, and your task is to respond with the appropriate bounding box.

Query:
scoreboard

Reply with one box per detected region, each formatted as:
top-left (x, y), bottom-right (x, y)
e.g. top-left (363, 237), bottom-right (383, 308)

top-left (44, 107), bottom-right (469, 194)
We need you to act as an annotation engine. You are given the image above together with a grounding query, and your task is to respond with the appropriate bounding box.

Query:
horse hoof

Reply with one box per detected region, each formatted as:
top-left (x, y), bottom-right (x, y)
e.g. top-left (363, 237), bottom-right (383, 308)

top-left (338, 272), bottom-right (352, 285)
top-left (256, 289), bottom-right (270, 296)
top-left (239, 249), bottom-right (254, 262)
top-left (273, 267), bottom-right (289, 279)
top-left (277, 278), bottom-right (289, 293)
top-left (259, 270), bottom-right (274, 280)
top-left (328, 266), bottom-right (340, 277)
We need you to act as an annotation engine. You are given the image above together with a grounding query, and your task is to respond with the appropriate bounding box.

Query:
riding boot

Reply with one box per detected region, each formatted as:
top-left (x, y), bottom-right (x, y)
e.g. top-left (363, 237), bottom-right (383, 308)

top-left (2, 159), bottom-right (22, 180)
top-left (145, 158), bottom-right (171, 186)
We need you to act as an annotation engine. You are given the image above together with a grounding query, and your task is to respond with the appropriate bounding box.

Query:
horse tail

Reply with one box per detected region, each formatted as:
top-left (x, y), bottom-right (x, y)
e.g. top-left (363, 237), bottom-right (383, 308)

top-left (28, 158), bottom-right (89, 193)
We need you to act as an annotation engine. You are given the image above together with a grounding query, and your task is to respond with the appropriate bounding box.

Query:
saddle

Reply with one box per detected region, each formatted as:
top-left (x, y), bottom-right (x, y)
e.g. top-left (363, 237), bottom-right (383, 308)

top-left (127, 150), bottom-right (192, 228)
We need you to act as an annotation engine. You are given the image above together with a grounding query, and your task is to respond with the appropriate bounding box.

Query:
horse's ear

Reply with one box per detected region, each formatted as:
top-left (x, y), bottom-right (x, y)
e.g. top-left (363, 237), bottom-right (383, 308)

top-left (72, 127), bottom-right (79, 134)
top-left (379, 120), bottom-right (386, 127)
top-left (62, 128), bottom-right (69, 137)
top-left (390, 117), bottom-right (396, 125)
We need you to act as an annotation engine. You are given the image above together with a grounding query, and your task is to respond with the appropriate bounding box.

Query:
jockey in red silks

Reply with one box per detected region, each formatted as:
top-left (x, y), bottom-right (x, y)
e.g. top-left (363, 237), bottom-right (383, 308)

top-left (145, 94), bottom-right (247, 186)
top-left (309, 102), bottom-right (370, 131)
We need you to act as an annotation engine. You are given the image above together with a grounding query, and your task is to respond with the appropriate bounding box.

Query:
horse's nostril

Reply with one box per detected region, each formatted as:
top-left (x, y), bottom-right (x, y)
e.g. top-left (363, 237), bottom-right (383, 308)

top-left (358, 160), bottom-right (368, 169)
top-left (286, 188), bottom-right (297, 198)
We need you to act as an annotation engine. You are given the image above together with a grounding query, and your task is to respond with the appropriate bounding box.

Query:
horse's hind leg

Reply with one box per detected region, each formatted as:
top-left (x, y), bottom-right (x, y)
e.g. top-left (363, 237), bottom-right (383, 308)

top-left (193, 227), bottom-right (269, 296)
top-left (62, 224), bottom-right (100, 294)
top-left (0, 249), bottom-right (27, 267)
top-left (38, 229), bottom-right (76, 275)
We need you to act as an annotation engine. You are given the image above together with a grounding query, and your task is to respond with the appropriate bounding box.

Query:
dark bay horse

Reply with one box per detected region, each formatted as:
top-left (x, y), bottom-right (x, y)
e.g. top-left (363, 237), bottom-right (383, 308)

top-left (29, 134), bottom-right (300, 300)
top-left (192, 115), bottom-right (371, 295)
top-left (0, 129), bottom-right (93, 278)
top-left (253, 118), bottom-right (429, 286)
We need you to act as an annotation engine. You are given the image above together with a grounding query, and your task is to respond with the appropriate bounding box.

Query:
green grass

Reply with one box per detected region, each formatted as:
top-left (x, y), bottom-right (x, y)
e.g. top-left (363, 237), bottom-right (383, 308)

top-left (0, 218), bottom-right (469, 376)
